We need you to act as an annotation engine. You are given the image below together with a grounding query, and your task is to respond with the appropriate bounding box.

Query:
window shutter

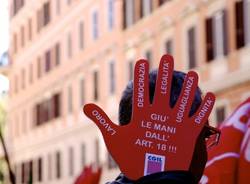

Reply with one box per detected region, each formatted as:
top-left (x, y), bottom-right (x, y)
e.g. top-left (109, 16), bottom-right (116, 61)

top-left (187, 27), bottom-right (196, 69)
top-left (140, 0), bottom-right (143, 18)
top-left (55, 43), bottom-right (60, 65)
top-left (54, 93), bottom-right (60, 117)
top-left (43, 2), bottom-right (50, 26)
top-left (123, 0), bottom-right (126, 29)
top-left (235, 1), bottom-right (245, 48)
top-left (205, 17), bottom-right (214, 62)
top-left (94, 71), bottom-right (99, 100)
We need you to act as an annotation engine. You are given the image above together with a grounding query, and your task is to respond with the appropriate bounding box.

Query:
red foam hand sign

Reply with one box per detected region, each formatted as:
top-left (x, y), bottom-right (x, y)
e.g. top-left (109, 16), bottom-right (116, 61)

top-left (83, 55), bottom-right (215, 180)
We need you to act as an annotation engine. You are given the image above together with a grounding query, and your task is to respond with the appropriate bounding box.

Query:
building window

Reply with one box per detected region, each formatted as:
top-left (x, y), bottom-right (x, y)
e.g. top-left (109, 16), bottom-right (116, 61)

top-left (235, 0), bottom-right (245, 49)
top-left (28, 18), bottom-right (32, 41)
top-left (38, 158), bottom-right (42, 182)
top-left (81, 144), bottom-right (86, 167)
top-left (56, 151), bottom-right (61, 179)
top-left (21, 26), bottom-right (25, 47)
top-left (108, 0), bottom-right (114, 30)
top-left (22, 163), bottom-right (29, 183)
top-left (145, 49), bottom-right (152, 68)
top-left (45, 50), bottom-right (51, 72)
top-left (216, 106), bottom-right (225, 126)
top-left (25, 162), bottom-right (29, 183)
top-left (37, 9), bottom-right (42, 32)
top-left (67, 33), bottom-right (72, 58)
top-left (92, 10), bottom-right (99, 40)
top-left (205, 16), bottom-right (214, 61)
top-left (109, 62), bottom-right (116, 94)
top-left (68, 147), bottom-right (74, 176)
top-left (53, 93), bottom-right (61, 118)
top-left (35, 92), bottom-right (61, 125)
top-left (14, 33), bottom-right (18, 53)
top-left (48, 154), bottom-right (52, 180)
top-left (37, 1), bottom-right (50, 31)
top-left (43, 2), bottom-right (51, 26)
top-left (21, 163), bottom-right (25, 183)
top-left (187, 26), bottom-right (197, 69)
top-left (68, 86), bottom-right (73, 113)
top-left (205, 10), bottom-right (228, 62)
top-left (28, 161), bottom-right (33, 183)
top-left (93, 71), bottom-right (99, 101)
top-left (43, 100), bottom-right (50, 123)
top-left (123, 0), bottom-right (135, 28)
top-left (128, 61), bottom-right (133, 81)
top-left (235, 0), bottom-right (250, 49)
top-left (55, 43), bottom-right (60, 66)
top-left (159, 0), bottom-right (168, 6)
top-left (80, 78), bottom-right (85, 107)
top-left (165, 39), bottom-right (173, 55)
top-left (141, 0), bottom-right (153, 17)
top-left (36, 104), bottom-right (41, 125)
top-left (13, 0), bottom-right (25, 15)
top-left (107, 153), bottom-right (117, 169)
top-left (37, 57), bottom-right (42, 78)
top-left (79, 21), bottom-right (84, 49)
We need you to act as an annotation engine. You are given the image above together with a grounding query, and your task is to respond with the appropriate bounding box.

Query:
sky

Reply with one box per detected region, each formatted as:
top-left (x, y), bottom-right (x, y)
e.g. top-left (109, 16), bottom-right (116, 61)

top-left (0, 0), bottom-right (9, 93)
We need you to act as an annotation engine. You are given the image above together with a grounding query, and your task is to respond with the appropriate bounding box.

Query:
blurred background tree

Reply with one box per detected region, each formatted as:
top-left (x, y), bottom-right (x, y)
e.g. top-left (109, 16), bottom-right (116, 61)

top-left (0, 95), bottom-right (15, 184)
top-left (0, 99), bottom-right (7, 184)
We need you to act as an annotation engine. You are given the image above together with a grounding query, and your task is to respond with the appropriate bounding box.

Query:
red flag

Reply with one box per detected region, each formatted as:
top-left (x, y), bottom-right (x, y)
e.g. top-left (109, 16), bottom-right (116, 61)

top-left (91, 167), bottom-right (102, 184)
top-left (74, 165), bottom-right (102, 184)
top-left (200, 98), bottom-right (250, 184)
top-left (237, 124), bottom-right (250, 184)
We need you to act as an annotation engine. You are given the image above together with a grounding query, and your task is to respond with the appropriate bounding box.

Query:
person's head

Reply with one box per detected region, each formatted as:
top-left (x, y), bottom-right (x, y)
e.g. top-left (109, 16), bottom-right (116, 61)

top-left (118, 70), bottom-right (207, 182)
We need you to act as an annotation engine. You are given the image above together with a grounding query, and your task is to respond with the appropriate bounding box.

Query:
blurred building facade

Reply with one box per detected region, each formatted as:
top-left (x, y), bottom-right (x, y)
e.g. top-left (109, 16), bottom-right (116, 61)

top-left (8, 0), bottom-right (250, 183)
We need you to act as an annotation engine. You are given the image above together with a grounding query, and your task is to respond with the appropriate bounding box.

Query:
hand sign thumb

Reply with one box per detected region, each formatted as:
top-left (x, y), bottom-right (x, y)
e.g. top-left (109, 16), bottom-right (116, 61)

top-left (83, 103), bottom-right (119, 140)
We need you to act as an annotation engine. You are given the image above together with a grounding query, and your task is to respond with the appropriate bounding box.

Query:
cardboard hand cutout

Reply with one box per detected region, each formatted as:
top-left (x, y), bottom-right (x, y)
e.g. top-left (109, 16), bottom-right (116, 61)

top-left (83, 55), bottom-right (215, 180)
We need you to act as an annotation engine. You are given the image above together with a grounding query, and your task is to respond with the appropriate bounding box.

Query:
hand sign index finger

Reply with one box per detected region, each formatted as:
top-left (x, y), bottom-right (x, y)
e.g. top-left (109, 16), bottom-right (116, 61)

top-left (83, 103), bottom-right (119, 139)
top-left (153, 55), bottom-right (173, 109)
top-left (132, 60), bottom-right (150, 116)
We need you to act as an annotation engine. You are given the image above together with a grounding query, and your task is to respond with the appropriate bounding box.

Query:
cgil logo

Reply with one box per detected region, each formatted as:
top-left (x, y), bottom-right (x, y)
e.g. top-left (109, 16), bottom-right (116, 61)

top-left (148, 155), bottom-right (163, 162)
top-left (144, 153), bottom-right (165, 176)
